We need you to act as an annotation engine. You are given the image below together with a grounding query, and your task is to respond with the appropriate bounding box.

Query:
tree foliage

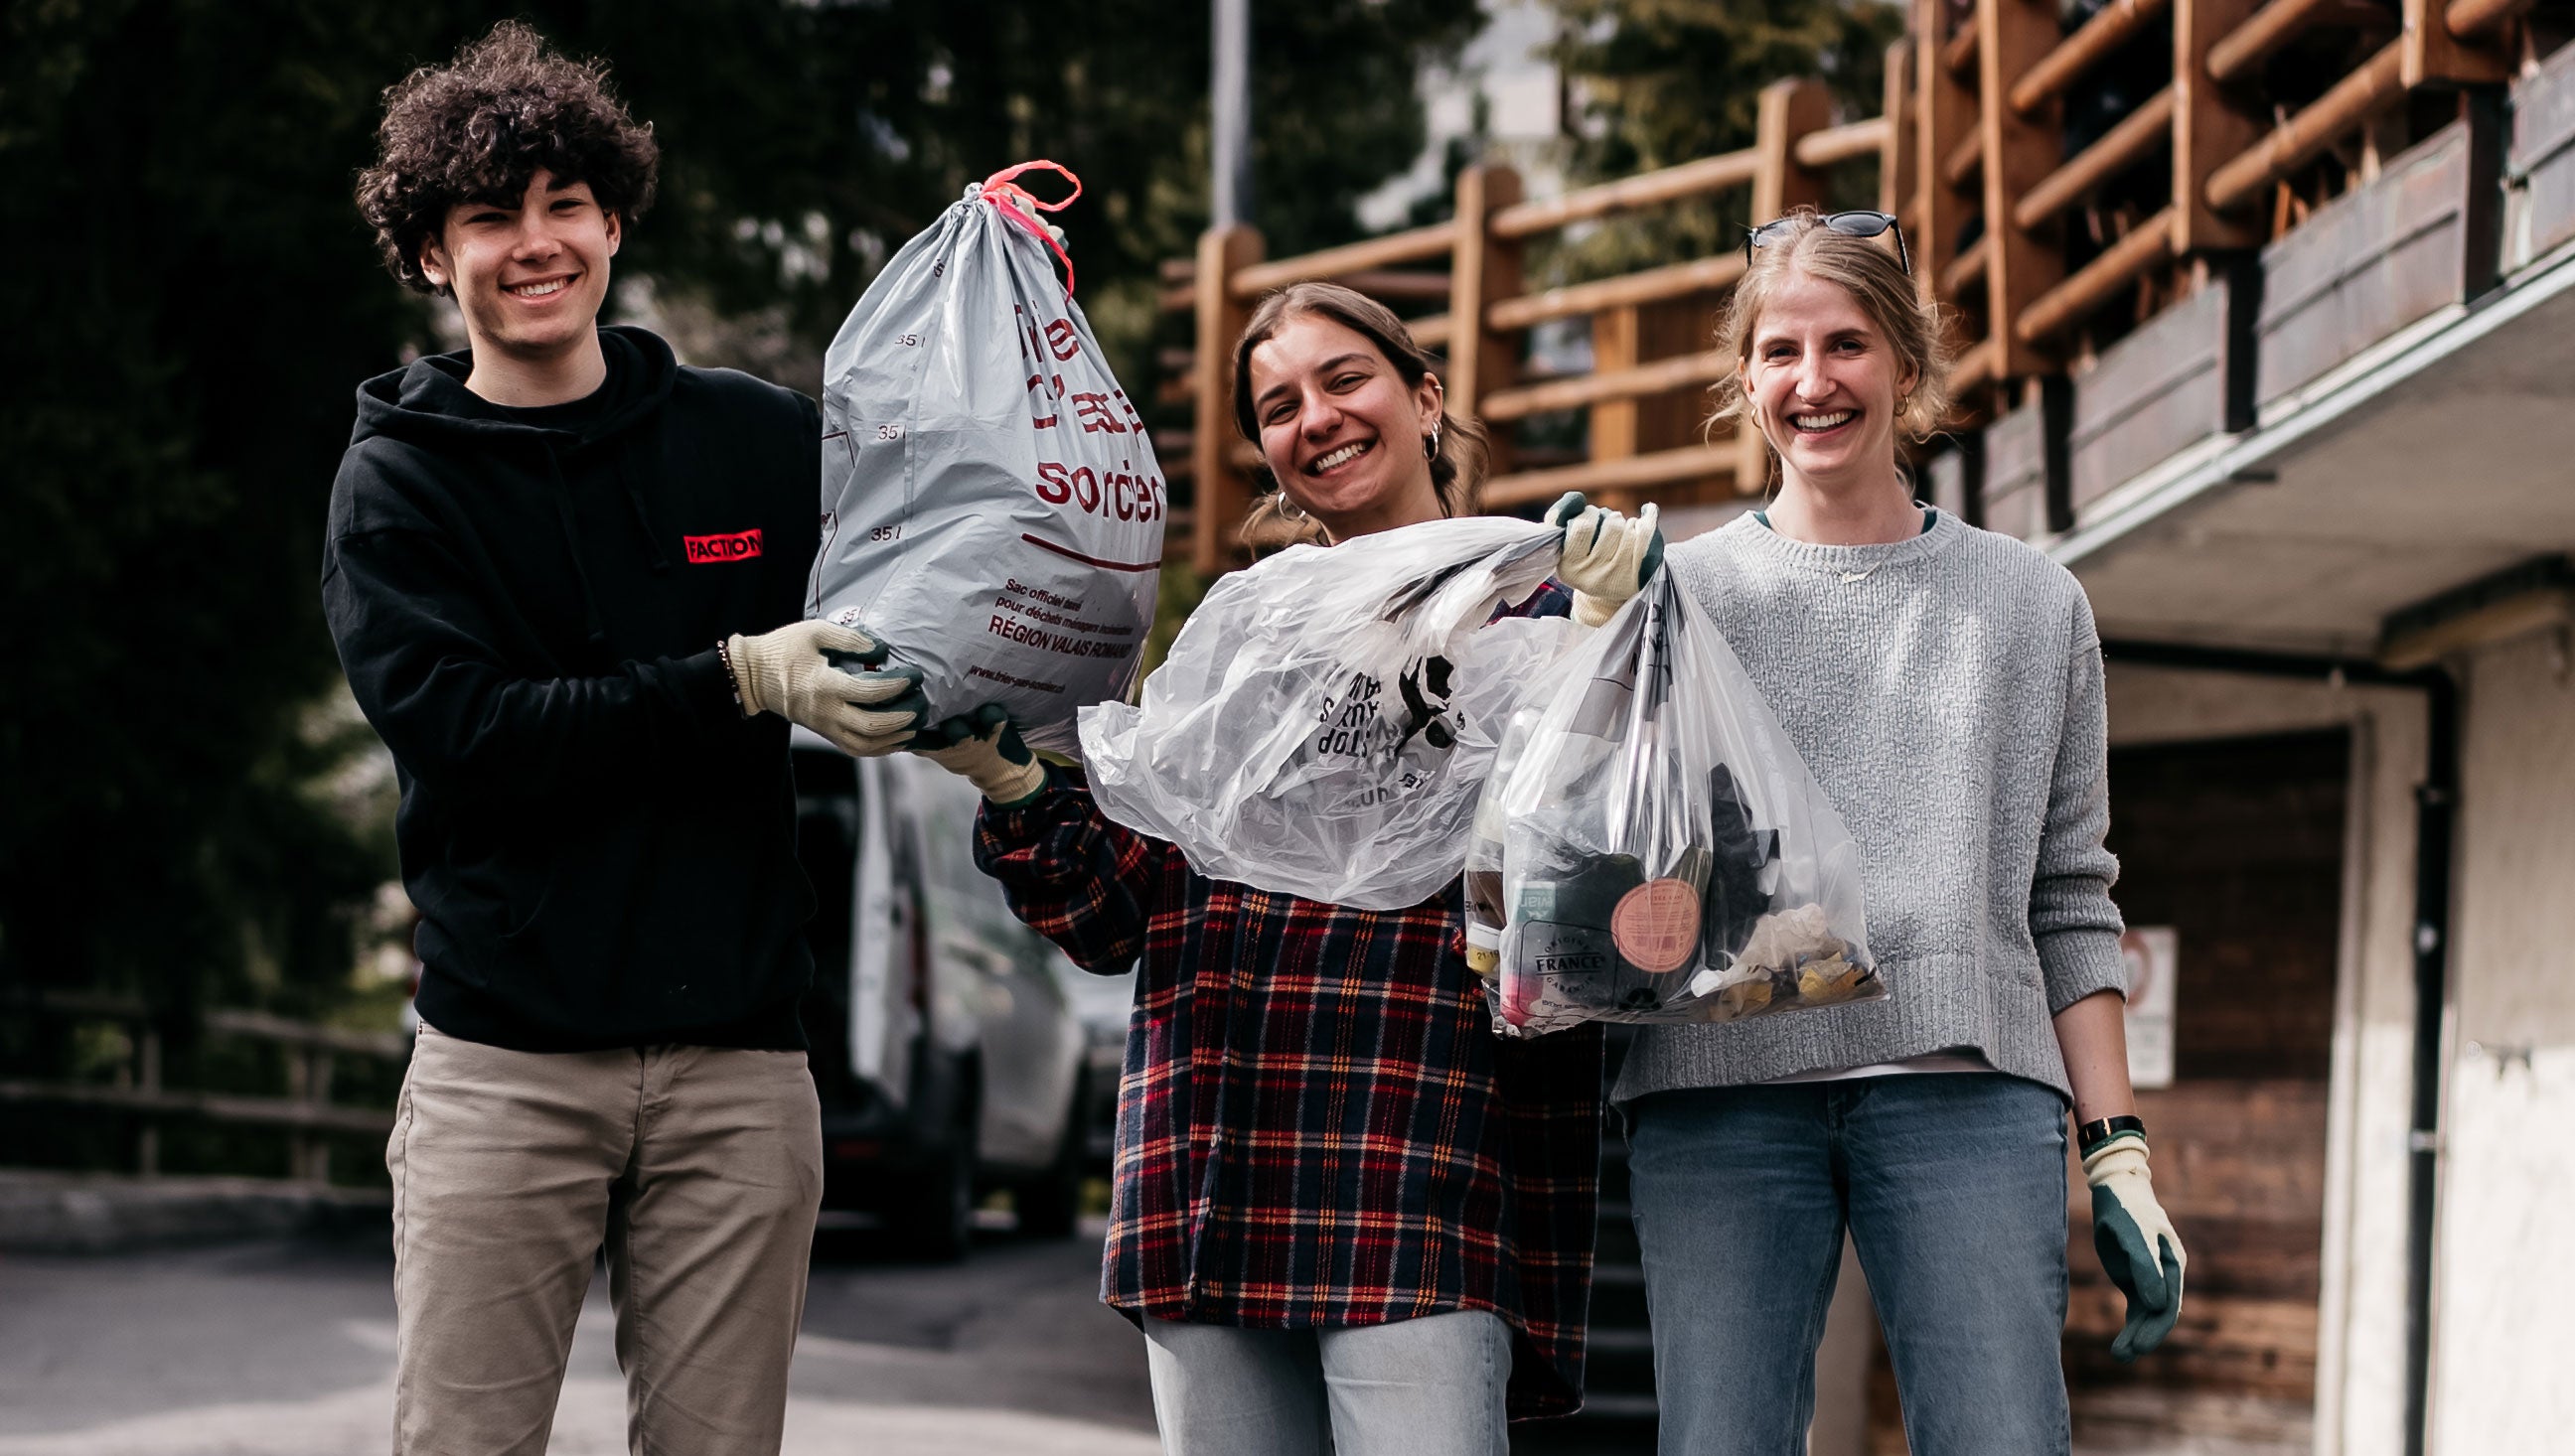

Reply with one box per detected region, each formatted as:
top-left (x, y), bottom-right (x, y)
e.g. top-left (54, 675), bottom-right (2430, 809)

top-left (0, 0), bottom-right (1472, 1016)
top-left (1538, 0), bottom-right (1905, 277)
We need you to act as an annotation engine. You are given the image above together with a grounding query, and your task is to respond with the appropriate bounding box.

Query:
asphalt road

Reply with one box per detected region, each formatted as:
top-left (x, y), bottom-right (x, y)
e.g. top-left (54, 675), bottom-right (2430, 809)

top-left (0, 1215), bottom-right (1158, 1456)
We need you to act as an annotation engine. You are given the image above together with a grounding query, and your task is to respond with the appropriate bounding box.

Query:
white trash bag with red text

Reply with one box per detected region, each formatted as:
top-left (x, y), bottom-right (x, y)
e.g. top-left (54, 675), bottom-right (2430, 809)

top-left (1474, 571), bottom-right (1882, 1036)
top-left (811, 161), bottom-right (1163, 758)
top-left (1078, 517), bottom-right (1582, 910)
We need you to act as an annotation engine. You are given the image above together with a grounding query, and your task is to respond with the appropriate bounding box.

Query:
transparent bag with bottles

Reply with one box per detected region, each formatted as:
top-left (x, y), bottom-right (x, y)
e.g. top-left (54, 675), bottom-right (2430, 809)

top-left (1474, 570), bottom-right (1882, 1036)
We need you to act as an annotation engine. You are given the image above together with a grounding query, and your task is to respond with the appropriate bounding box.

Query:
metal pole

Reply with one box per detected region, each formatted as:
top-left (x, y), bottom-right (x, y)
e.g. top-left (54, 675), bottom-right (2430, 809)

top-left (1211, 0), bottom-right (1254, 227)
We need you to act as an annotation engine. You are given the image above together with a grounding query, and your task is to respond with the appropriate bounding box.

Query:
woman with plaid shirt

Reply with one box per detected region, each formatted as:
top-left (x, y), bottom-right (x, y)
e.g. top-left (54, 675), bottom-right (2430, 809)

top-left (913, 284), bottom-right (1661, 1456)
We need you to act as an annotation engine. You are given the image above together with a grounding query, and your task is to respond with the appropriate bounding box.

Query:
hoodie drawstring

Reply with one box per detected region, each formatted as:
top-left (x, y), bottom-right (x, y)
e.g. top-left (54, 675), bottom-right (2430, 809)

top-left (620, 426), bottom-right (675, 575)
top-left (542, 447), bottom-right (613, 649)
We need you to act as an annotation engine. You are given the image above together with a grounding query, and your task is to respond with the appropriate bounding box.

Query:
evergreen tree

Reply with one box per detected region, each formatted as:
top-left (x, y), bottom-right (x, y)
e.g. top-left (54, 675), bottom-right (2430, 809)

top-left (0, 0), bottom-right (1474, 1021)
top-left (1539, 0), bottom-right (1904, 277)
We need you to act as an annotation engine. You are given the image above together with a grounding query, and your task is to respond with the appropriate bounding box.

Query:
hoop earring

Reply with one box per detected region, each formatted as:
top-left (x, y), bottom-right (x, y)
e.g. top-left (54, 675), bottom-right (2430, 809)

top-left (1275, 492), bottom-right (1305, 521)
top-left (1425, 422), bottom-right (1441, 461)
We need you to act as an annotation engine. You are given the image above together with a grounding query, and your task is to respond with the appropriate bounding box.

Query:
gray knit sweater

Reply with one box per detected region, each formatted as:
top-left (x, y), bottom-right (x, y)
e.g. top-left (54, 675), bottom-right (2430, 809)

top-left (1611, 510), bottom-right (2127, 1104)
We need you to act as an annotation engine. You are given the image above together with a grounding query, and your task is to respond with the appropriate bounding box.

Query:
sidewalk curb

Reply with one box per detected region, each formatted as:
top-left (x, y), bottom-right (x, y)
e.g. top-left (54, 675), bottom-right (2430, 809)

top-left (0, 1171), bottom-right (390, 1254)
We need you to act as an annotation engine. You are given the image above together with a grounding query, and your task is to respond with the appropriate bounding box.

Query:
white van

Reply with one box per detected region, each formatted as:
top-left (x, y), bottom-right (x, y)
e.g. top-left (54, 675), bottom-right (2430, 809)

top-left (790, 733), bottom-right (1129, 1259)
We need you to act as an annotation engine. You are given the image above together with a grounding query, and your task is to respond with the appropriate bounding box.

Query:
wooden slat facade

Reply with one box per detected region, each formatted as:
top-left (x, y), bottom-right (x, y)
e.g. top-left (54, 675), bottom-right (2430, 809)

top-left (2510, 38), bottom-right (2575, 268)
top-left (2066, 271), bottom-right (2238, 514)
top-left (2253, 121), bottom-right (2474, 405)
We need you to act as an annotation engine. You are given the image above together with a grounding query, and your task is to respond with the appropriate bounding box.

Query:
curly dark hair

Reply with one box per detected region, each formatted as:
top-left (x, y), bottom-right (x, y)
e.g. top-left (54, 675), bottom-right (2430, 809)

top-left (355, 21), bottom-right (659, 295)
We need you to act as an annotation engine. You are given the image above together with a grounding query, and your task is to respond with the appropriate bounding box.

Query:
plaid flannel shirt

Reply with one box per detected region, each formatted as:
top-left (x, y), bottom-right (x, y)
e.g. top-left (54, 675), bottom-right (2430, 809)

top-left (974, 580), bottom-right (1604, 1418)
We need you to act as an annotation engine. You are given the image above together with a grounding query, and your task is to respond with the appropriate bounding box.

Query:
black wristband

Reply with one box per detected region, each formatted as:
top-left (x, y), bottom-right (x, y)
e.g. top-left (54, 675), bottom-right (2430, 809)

top-left (714, 637), bottom-right (749, 717)
top-left (2077, 1114), bottom-right (2146, 1156)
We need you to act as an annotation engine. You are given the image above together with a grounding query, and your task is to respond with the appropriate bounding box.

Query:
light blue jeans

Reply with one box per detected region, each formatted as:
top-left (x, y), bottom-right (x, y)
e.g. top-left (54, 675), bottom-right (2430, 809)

top-left (1139, 1309), bottom-right (1512, 1456)
top-left (1626, 1074), bottom-right (2072, 1456)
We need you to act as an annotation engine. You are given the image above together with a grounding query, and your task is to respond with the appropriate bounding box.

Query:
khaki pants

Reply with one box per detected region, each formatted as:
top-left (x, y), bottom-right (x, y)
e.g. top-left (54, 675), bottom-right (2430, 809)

top-left (386, 1024), bottom-right (824, 1456)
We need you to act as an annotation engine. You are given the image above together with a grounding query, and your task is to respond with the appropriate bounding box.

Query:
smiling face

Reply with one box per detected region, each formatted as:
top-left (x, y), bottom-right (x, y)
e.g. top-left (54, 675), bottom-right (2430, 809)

top-left (1246, 313), bottom-right (1445, 540)
top-left (1741, 265), bottom-right (1917, 501)
top-left (418, 168), bottom-right (619, 378)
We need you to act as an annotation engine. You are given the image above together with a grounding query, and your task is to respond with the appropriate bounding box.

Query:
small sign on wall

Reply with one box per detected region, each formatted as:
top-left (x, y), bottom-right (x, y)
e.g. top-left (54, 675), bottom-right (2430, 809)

top-left (2121, 928), bottom-right (2178, 1090)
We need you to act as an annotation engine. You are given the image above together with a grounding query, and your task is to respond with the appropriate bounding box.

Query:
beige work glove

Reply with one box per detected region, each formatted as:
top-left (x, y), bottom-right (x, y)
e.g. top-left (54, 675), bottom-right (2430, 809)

top-left (1546, 491), bottom-right (1666, 627)
top-left (2085, 1134), bottom-right (2188, 1361)
top-left (725, 621), bottom-right (925, 757)
top-left (916, 704), bottom-right (1048, 806)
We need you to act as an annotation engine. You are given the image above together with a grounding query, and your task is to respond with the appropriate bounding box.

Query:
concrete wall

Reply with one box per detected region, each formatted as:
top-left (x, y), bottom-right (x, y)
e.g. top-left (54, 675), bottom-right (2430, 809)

top-left (2429, 629), bottom-right (2575, 1453)
top-left (2103, 664), bottom-right (2427, 1456)
top-left (0, 1172), bottom-right (388, 1253)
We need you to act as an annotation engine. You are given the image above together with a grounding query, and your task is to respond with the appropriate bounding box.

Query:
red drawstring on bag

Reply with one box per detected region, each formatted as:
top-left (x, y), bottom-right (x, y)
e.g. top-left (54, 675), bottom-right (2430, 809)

top-left (978, 160), bottom-right (1082, 296)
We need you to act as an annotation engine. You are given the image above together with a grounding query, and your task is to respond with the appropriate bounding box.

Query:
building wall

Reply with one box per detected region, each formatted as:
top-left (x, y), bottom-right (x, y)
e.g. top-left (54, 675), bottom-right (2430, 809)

top-left (2429, 629), bottom-right (2575, 1453)
top-left (1810, 654), bottom-right (2549, 1454)
top-left (2103, 665), bottom-right (2426, 1456)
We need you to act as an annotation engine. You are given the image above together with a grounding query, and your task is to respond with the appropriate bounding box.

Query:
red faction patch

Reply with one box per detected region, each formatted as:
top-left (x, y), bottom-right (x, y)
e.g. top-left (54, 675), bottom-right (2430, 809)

top-left (683, 528), bottom-right (763, 563)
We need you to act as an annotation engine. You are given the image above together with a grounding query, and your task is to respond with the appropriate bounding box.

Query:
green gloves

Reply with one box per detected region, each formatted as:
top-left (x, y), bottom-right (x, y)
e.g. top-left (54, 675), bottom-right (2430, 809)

top-left (917, 703), bottom-right (1049, 806)
top-left (724, 620), bottom-right (926, 757)
top-left (1546, 491), bottom-right (1666, 627)
top-left (2084, 1133), bottom-right (2187, 1361)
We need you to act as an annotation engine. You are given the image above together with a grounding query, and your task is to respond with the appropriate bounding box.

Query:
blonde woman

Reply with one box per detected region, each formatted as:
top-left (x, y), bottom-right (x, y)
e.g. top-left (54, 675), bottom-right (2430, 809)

top-left (1616, 211), bottom-right (2187, 1456)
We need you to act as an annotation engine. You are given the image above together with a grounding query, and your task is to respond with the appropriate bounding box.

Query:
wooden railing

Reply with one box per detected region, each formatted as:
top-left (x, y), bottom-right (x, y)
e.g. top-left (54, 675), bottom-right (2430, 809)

top-left (0, 992), bottom-right (407, 1185)
top-left (1157, 73), bottom-right (1906, 575)
top-left (1918, 0), bottom-right (2523, 407)
top-left (1158, 0), bottom-right (2544, 569)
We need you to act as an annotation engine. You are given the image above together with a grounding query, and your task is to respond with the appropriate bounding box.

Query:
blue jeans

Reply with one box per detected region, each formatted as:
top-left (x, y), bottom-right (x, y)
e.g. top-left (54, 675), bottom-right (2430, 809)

top-left (1626, 1074), bottom-right (2071, 1456)
top-left (1139, 1309), bottom-right (1511, 1456)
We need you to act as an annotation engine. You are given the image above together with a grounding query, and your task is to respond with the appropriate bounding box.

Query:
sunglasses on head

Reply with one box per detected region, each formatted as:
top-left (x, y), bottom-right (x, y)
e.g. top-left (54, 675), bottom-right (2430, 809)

top-left (1744, 211), bottom-right (1910, 274)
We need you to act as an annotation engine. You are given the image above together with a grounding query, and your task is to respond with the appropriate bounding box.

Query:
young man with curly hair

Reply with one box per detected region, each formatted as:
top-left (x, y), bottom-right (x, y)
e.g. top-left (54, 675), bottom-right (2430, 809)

top-left (324, 22), bottom-right (919, 1454)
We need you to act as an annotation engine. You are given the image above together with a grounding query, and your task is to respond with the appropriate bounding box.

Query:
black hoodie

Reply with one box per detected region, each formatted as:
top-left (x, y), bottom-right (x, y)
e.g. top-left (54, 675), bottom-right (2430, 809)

top-left (323, 327), bottom-right (822, 1052)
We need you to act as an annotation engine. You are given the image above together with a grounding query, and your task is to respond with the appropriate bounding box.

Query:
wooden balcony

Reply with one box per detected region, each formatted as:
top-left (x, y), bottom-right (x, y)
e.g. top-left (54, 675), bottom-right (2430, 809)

top-left (1153, 0), bottom-right (2573, 662)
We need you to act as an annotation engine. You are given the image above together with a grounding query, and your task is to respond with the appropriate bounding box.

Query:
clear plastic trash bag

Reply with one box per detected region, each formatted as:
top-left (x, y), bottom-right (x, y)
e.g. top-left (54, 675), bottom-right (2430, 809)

top-left (810, 162), bottom-right (1161, 760)
top-left (1470, 570), bottom-right (1881, 1036)
top-left (1078, 516), bottom-right (1583, 909)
